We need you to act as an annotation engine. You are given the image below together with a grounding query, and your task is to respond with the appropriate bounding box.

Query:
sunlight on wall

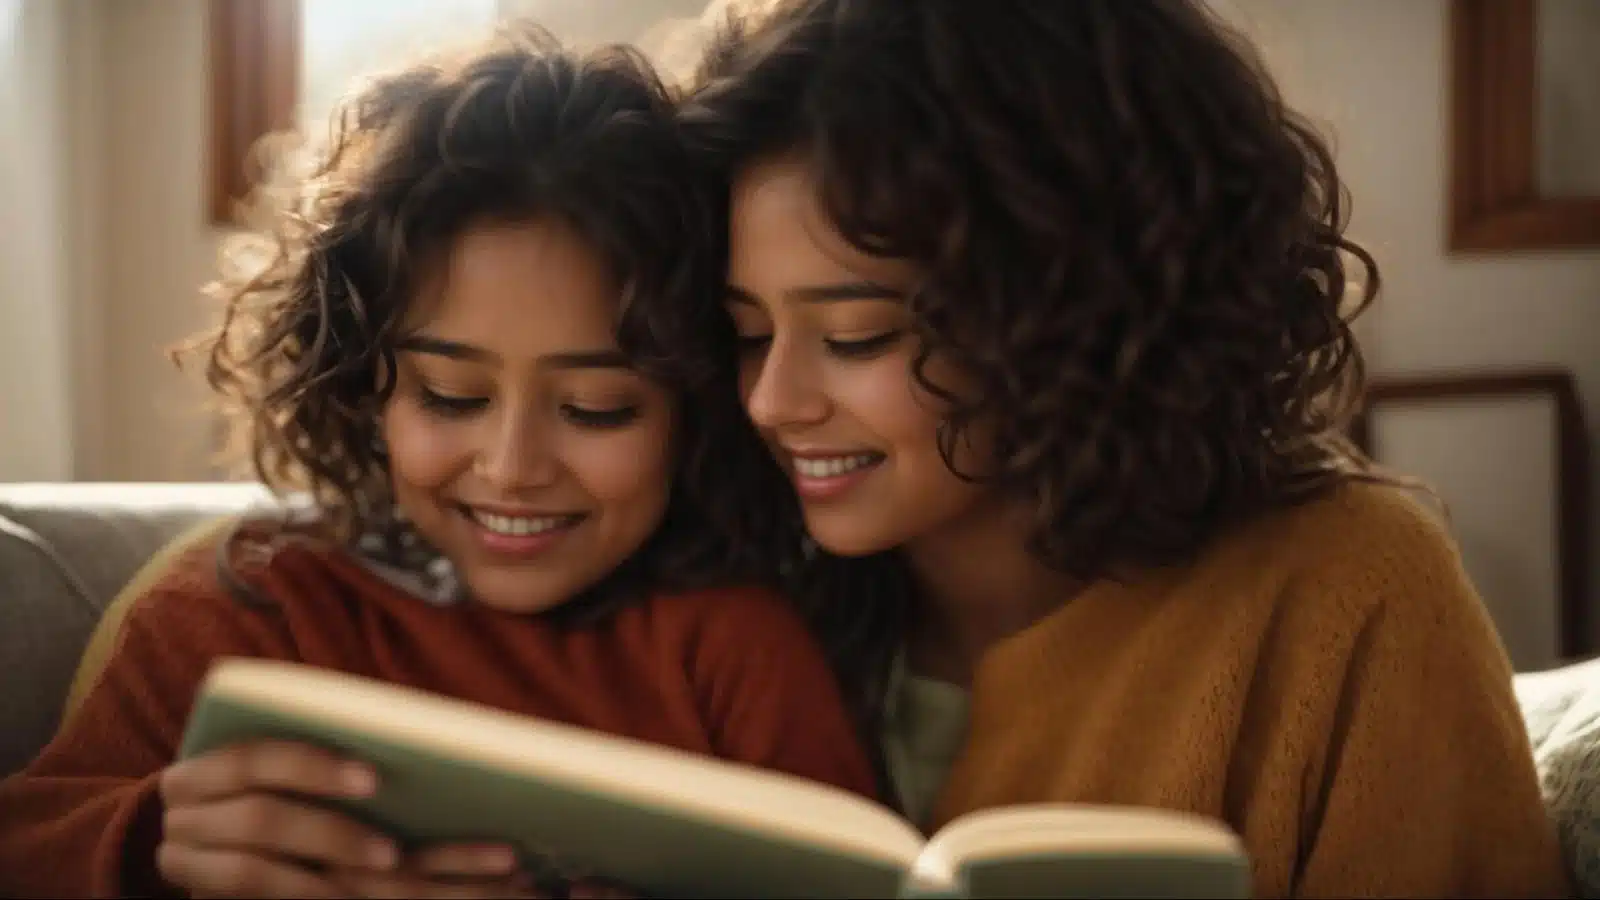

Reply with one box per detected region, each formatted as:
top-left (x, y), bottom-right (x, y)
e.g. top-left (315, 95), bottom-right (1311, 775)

top-left (0, 0), bottom-right (19, 48)
top-left (0, 0), bottom-right (73, 479)
top-left (299, 0), bottom-right (723, 128)
top-left (299, 0), bottom-right (500, 134)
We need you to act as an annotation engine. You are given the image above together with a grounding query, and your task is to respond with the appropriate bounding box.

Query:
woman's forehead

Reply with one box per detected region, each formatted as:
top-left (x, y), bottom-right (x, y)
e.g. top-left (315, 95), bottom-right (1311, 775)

top-left (729, 158), bottom-right (917, 295)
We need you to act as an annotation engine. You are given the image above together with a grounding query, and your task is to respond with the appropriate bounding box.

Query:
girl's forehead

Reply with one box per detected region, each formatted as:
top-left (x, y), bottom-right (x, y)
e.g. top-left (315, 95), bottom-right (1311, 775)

top-left (401, 222), bottom-right (625, 358)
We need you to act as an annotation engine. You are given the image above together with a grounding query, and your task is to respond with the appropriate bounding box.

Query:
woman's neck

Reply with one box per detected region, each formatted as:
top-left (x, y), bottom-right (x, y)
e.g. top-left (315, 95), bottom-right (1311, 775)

top-left (901, 504), bottom-right (1080, 686)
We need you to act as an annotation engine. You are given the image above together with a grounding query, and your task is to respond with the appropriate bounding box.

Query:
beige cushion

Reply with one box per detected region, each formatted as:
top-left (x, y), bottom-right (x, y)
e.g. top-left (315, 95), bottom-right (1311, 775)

top-left (1517, 656), bottom-right (1600, 894)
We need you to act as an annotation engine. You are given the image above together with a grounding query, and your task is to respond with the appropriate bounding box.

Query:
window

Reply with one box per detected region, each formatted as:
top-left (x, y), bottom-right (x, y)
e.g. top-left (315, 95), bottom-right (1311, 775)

top-left (208, 0), bottom-right (298, 224)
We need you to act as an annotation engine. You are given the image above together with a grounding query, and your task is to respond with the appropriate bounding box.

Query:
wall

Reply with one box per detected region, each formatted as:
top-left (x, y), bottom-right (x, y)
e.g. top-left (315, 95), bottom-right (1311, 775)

top-left (97, 0), bottom-right (223, 483)
top-left (0, 0), bottom-right (219, 484)
top-left (1222, 1), bottom-right (1600, 386)
top-left (1221, 0), bottom-right (1600, 649)
top-left (0, 0), bottom-right (102, 481)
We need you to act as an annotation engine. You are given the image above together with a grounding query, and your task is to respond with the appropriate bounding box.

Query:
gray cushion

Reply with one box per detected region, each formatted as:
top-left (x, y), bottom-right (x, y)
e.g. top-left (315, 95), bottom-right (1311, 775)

top-left (0, 482), bottom-right (271, 775)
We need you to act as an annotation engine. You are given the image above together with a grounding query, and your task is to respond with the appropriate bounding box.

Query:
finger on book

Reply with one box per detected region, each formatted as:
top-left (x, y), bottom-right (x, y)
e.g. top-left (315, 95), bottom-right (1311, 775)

top-left (408, 842), bottom-right (521, 877)
top-left (333, 868), bottom-right (545, 899)
top-left (164, 793), bottom-right (400, 871)
top-left (160, 739), bottom-right (378, 803)
top-left (156, 841), bottom-right (346, 898)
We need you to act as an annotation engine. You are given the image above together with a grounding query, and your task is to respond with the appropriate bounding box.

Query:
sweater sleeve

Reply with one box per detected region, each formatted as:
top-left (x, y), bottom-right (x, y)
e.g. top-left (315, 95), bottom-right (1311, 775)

top-left (1293, 512), bottom-right (1573, 899)
top-left (686, 587), bottom-right (883, 803)
top-left (0, 544), bottom-right (298, 899)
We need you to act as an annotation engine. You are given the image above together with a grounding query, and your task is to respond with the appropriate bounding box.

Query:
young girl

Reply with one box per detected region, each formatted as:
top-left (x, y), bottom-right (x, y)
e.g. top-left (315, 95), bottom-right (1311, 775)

top-left (667, 0), bottom-right (1574, 896)
top-left (0, 25), bottom-right (876, 899)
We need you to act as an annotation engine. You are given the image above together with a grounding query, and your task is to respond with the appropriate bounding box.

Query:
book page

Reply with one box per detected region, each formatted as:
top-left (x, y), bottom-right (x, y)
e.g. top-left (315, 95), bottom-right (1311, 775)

top-left (923, 804), bottom-right (1244, 868)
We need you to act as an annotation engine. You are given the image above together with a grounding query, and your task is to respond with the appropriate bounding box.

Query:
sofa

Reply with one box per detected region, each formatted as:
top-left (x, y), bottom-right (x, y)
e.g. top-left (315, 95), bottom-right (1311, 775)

top-left (5, 481), bottom-right (1600, 890)
top-left (0, 482), bottom-right (271, 775)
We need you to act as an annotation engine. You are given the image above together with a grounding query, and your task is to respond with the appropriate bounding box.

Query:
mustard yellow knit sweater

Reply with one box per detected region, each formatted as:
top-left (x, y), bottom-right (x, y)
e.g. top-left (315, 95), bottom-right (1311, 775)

top-left (926, 483), bottom-right (1571, 898)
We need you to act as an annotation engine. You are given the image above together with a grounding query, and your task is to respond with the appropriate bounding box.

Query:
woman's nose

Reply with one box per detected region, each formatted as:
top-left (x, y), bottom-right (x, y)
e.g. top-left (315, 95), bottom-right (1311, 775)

top-left (743, 339), bottom-right (830, 431)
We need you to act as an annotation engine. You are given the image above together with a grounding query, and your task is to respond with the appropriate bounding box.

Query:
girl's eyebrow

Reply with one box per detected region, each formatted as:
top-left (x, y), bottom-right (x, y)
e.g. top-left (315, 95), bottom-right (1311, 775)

top-left (395, 335), bottom-right (631, 370)
top-left (395, 335), bottom-right (489, 361)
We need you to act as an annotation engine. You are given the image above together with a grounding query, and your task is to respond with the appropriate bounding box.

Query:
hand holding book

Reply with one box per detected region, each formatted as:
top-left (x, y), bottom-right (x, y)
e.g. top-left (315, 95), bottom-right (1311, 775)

top-left (157, 738), bottom-right (537, 898)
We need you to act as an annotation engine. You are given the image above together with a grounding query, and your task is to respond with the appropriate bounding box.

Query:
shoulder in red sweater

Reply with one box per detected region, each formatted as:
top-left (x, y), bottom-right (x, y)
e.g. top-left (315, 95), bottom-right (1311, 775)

top-left (0, 529), bottom-right (878, 898)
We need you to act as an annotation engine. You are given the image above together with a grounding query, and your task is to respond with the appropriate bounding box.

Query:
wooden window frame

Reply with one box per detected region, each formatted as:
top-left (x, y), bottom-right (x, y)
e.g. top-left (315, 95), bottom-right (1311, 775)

top-left (1449, 0), bottom-right (1600, 252)
top-left (208, 0), bottom-right (301, 224)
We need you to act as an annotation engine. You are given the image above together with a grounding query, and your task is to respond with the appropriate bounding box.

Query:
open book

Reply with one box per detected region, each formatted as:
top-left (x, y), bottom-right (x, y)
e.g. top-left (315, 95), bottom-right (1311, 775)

top-left (180, 658), bottom-right (1251, 899)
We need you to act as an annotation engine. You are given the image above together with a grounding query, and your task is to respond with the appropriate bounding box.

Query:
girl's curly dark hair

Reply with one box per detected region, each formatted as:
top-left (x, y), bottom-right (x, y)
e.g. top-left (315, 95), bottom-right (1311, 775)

top-left (671, 0), bottom-right (1390, 727)
top-left (178, 23), bottom-right (768, 610)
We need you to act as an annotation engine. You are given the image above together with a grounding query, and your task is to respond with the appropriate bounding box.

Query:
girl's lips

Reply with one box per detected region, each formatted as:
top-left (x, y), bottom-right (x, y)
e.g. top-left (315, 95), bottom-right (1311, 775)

top-left (456, 506), bottom-right (586, 559)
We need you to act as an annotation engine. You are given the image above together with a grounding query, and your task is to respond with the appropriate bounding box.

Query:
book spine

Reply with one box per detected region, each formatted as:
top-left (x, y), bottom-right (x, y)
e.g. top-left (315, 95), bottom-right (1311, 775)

top-left (897, 874), bottom-right (968, 899)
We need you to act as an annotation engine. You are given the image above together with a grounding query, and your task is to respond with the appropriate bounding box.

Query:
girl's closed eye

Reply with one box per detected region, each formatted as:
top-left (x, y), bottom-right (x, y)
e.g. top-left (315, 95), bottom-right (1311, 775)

top-left (417, 384), bottom-right (488, 417)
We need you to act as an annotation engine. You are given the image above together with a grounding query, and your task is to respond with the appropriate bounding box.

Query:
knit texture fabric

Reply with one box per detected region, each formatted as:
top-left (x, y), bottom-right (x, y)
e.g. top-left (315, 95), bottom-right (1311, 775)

top-left (927, 483), bottom-right (1571, 898)
top-left (0, 533), bottom-right (878, 898)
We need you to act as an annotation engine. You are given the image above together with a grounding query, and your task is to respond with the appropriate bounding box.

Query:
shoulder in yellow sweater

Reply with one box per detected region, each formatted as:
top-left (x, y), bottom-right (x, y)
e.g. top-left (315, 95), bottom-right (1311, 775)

top-left (933, 483), bottom-right (1571, 898)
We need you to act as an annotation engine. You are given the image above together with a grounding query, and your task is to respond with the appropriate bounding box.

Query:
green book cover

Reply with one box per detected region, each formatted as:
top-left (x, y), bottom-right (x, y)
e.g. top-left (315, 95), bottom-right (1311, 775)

top-left (179, 657), bottom-right (1251, 899)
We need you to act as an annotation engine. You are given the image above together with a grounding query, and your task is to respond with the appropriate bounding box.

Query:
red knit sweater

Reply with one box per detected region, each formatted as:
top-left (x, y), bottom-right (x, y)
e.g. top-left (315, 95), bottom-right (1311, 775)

top-left (0, 534), bottom-right (879, 898)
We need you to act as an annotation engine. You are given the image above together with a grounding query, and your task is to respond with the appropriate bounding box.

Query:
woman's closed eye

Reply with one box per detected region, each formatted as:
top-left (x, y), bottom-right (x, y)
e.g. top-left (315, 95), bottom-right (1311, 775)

top-left (733, 331), bottom-right (904, 360)
top-left (562, 403), bottom-right (641, 428)
top-left (824, 331), bottom-right (903, 359)
top-left (735, 333), bottom-right (773, 356)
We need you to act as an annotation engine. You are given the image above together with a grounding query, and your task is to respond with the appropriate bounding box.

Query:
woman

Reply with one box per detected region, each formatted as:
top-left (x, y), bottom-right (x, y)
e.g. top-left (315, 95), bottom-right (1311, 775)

top-left (0, 25), bottom-right (876, 899)
top-left (668, 0), bottom-right (1573, 895)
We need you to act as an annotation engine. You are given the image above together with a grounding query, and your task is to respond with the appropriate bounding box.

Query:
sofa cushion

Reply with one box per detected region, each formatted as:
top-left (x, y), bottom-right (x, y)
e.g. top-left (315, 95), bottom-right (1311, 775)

top-left (0, 515), bottom-right (104, 777)
top-left (0, 483), bottom-right (271, 776)
top-left (60, 514), bottom-right (244, 722)
top-left (1516, 655), bottom-right (1600, 895)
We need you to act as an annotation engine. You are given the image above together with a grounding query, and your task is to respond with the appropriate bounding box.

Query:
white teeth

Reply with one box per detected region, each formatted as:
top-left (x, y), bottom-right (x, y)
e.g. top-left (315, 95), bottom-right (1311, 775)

top-left (471, 511), bottom-right (569, 536)
top-left (793, 454), bottom-right (879, 478)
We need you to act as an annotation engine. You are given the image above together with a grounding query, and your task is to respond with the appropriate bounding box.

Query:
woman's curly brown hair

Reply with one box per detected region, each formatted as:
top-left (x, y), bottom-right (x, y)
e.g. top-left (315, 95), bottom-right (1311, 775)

top-left (668, 0), bottom-right (1390, 727)
top-left (179, 23), bottom-right (769, 610)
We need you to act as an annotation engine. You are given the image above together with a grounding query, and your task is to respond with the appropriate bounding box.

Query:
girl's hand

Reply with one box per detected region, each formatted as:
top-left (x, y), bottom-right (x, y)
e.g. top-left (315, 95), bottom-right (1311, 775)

top-left (156, 740), bottom-right (523, 898)
top-left (336, 846), bottom-right (638, 899)
top-left (333, 843), bottom-right (539, 898)
top-left (157, 739), bottom-right (396, 897)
